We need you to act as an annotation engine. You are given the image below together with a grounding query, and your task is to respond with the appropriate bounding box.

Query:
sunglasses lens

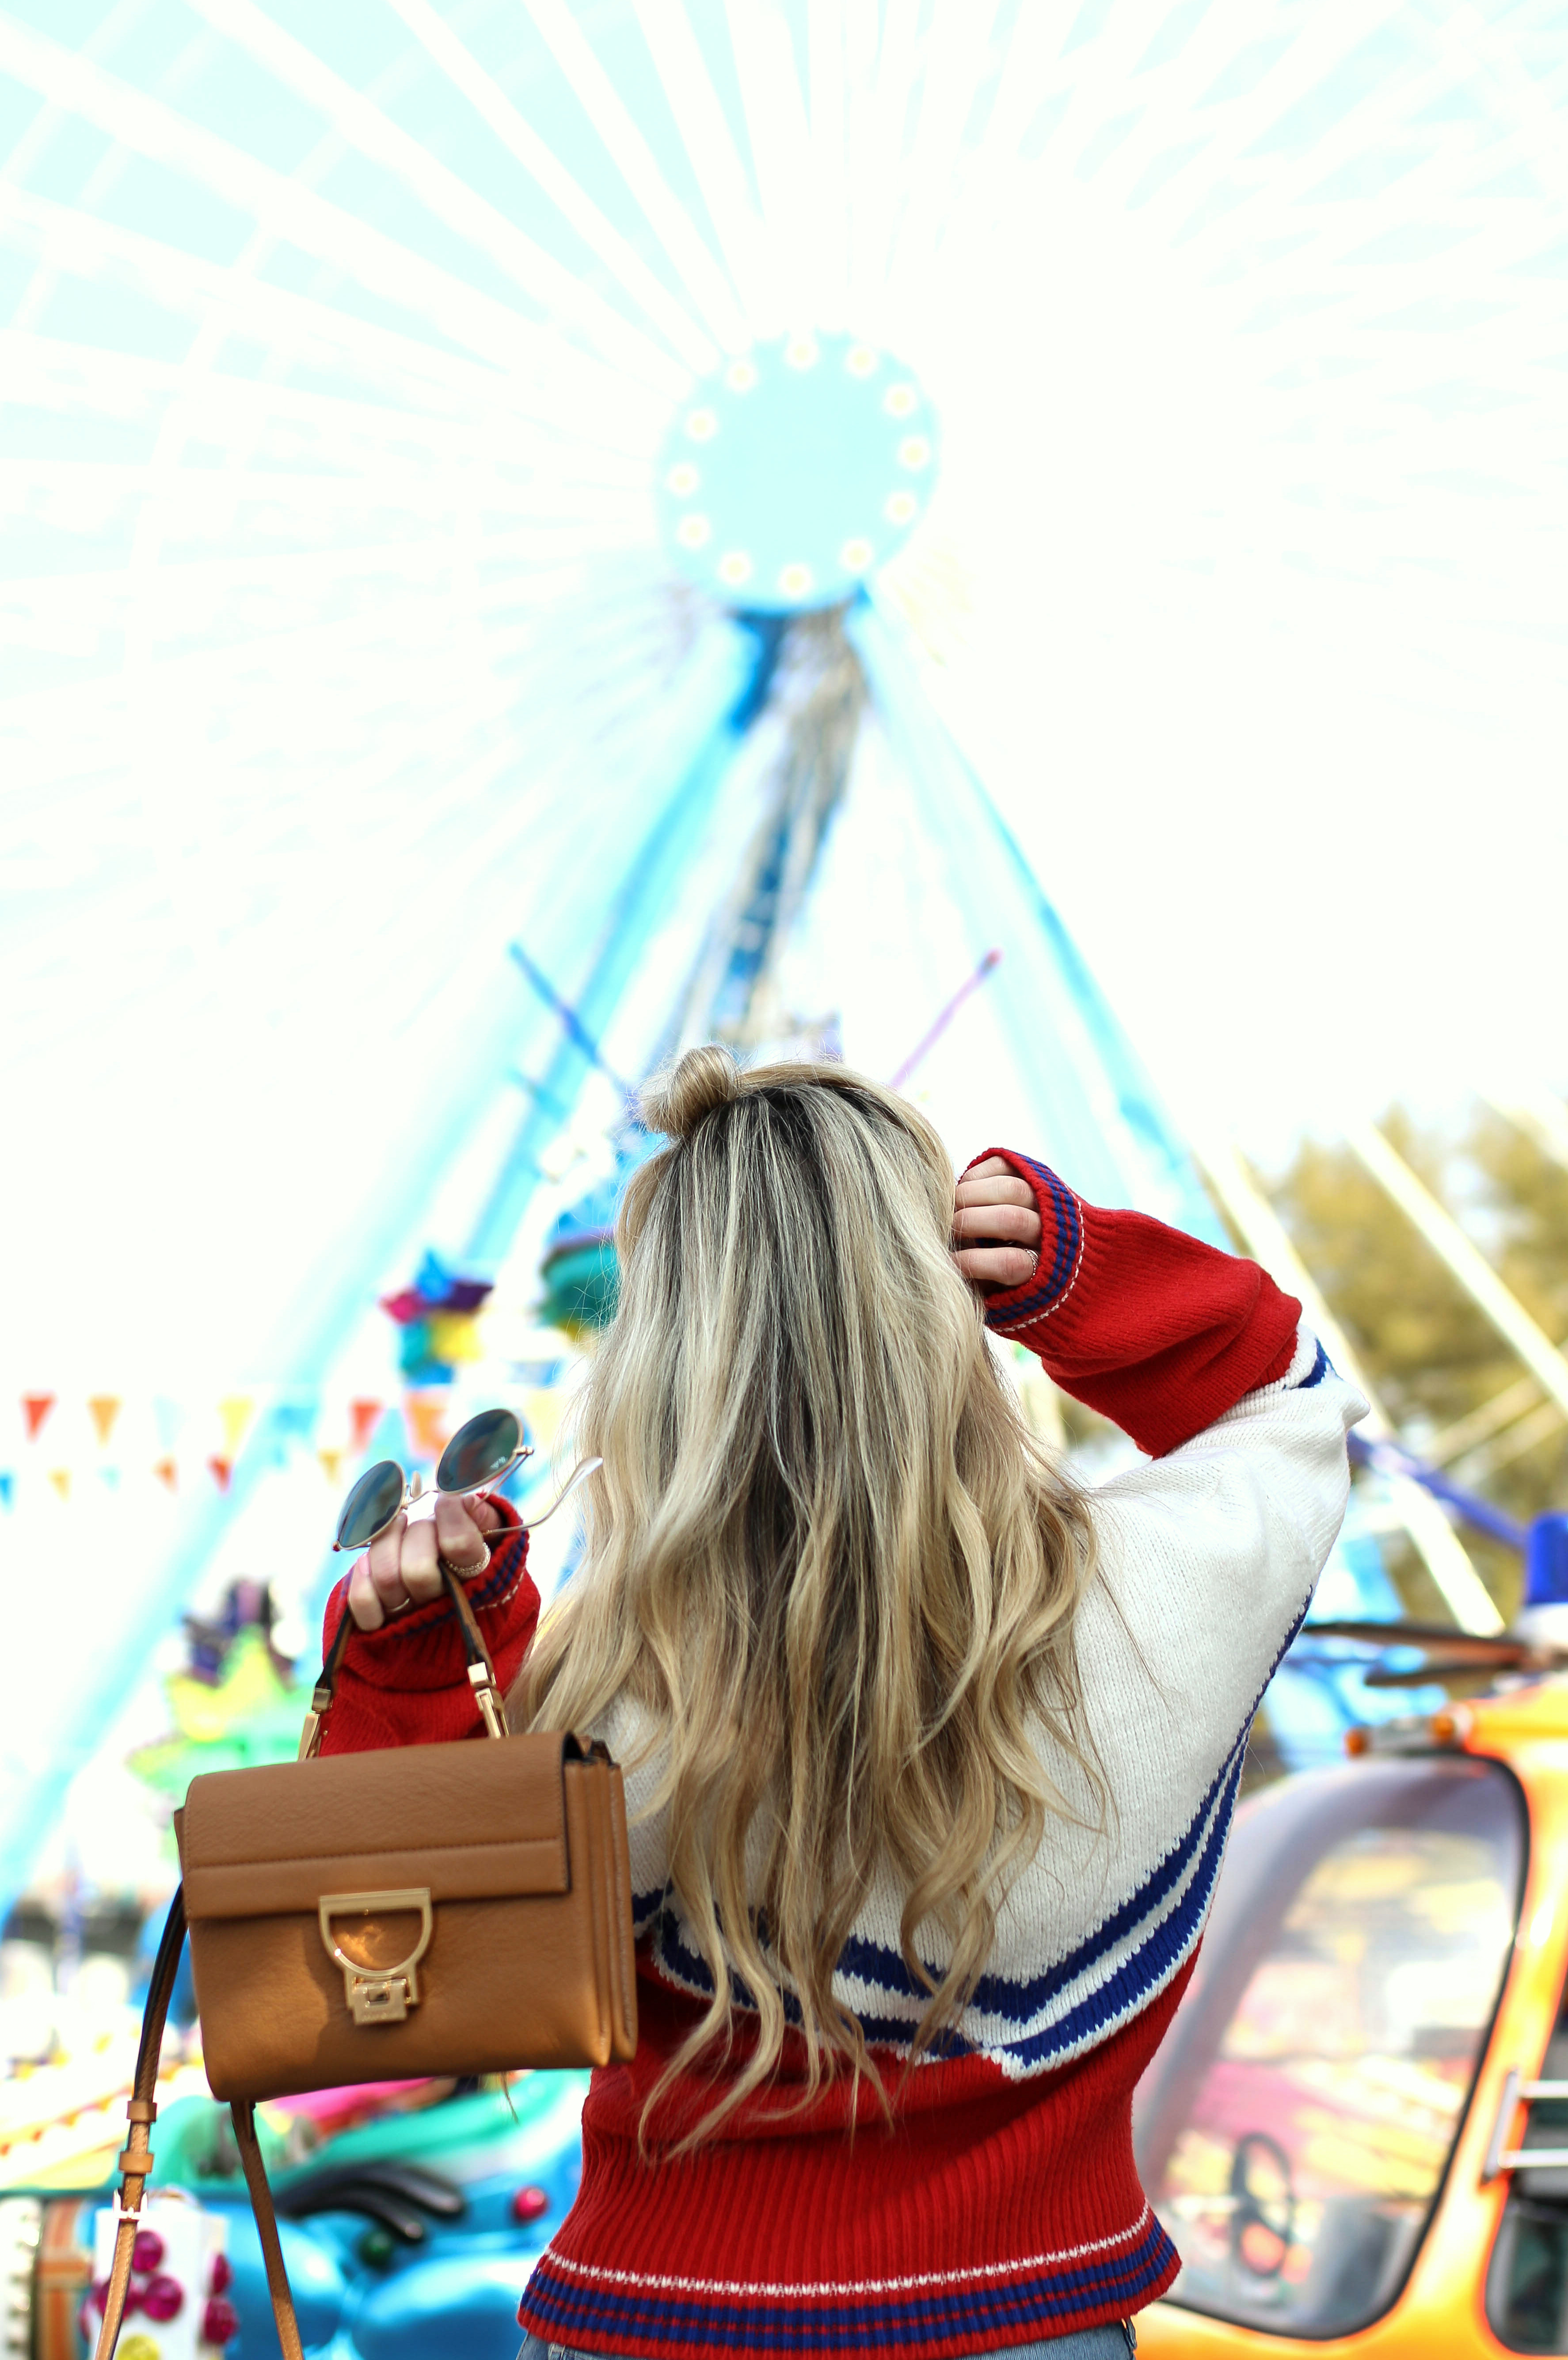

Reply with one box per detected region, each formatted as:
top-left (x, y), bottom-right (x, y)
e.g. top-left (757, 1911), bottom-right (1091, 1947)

top-left (436, 1408), bottom-right (521, 1496)
top-left (336, 1460), bottom-right (406, 1552)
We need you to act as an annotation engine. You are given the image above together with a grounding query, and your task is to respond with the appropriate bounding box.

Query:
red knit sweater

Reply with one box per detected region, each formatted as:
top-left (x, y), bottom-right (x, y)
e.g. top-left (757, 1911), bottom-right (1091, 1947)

top-left (318, 1156), bottom-right (1322, 2356)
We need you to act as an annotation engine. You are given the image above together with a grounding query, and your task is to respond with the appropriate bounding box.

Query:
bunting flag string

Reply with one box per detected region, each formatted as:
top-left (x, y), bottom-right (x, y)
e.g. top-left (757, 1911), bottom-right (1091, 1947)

top-left (0, 1382), bottom-right (564, 1509)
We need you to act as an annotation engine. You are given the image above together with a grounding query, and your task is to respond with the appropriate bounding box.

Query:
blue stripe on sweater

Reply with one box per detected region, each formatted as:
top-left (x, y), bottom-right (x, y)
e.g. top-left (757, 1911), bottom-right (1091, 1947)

top-left (523, 2217), bottom-right (1176, 2349)
top-left (635, 1590), bottom-right (1311, 2073)
top-left (643, 1736), bottom-right (1240, 2068)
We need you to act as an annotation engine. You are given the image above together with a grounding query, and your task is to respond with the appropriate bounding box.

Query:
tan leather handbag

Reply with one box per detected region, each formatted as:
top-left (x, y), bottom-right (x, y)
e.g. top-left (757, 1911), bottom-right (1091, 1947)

top-left (94, 1563), bottom-right (637, 2360)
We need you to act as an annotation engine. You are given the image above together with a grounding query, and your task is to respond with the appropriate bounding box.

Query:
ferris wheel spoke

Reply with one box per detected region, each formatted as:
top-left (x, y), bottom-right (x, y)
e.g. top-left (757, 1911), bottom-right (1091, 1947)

top-left (1111, 10), bottom-right (1490, 240)
top-left (883, 0), bottom-right (1007, 321)
top-left (368, 0), bottom-right (720, 377)
top-left (0, 182), bottom-right (533, 420)
top-left (0, 529), bottom-right (654, 682)
top-left (518, 0), bottom-right (751, 356)
top-left (720, 0), bottom-right (822, 330)
top-left (0, 15), bottom-right (668, 405)
top-left (0, 309), bottom-right (662, 505)
top-left (183, 0), bottom-right (695, 393)
top-left (1156, 84), bottom-right (1568, 319)
top-left (1, 555), bottom-right (690, 788)
top-left (802, 0), bottom-right (849, 325)
top-left (843, 0), bottom-right (921, 335)
top-left (3, 621), bottom-right (711, 1026)
top-left (629, 0), bottom-right (780, 330)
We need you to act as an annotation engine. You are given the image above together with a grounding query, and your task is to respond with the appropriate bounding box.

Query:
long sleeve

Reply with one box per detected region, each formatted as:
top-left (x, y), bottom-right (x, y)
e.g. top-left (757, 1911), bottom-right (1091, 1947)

top-left (930, 1147), bottom-right (1369, 2064)
top-left (316, 1497), bottom-right (540, 1754)
top-left (968, 1146), bottom-right (1302, 1454)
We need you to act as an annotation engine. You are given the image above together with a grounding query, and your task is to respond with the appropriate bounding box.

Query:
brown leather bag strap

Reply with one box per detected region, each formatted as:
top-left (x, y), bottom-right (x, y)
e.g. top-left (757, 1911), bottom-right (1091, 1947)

top-left (299, 1543), bottom-right (507, 1758)
top-left (92, 1886), bottom-right (183, 2360)
top-left (296, 1599), bottom-right (357, 1759)
top-left (230, 2102), bottom-right (305, 2360)
top-left (438, 1556), bottom-right (507, 1738)
top-left (94, 1886), bottom-right (307, 2360)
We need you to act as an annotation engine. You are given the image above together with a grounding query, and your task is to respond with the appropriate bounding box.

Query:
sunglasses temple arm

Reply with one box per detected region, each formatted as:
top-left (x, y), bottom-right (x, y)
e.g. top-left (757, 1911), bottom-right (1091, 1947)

top-left (520, 1456), bottom-right (603, 1532)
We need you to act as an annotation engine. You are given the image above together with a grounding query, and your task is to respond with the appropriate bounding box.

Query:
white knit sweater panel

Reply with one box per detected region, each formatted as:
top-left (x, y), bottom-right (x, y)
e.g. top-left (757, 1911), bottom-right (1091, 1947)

top-left (605, 1322), bottom-right (1367, 2079)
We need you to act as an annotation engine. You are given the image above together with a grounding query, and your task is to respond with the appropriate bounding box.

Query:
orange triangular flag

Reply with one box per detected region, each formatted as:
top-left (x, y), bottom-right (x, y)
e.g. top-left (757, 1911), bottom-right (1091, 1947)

top-left (404, 1393), bottom-right (449, 1460)
top-left (208, 1455), bottom-right (232, 1491)
top-left (349, 1398), bottom-right (383, 1453)
top-left (23, 1394), bottom-right (55, 1440)
top-left (318, 1446), bottom-right (345, 1486)
top-left (153, 1457), bottom-right (177, 1490)
top-left (47, 1468), bottom-right (70, 1501)
top-left (87, 1395), bottom-right (122, 1446)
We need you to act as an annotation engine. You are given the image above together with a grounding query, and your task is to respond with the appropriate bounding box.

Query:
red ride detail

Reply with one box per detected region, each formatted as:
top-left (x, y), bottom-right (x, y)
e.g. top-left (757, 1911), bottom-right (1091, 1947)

top-left (131, 2229), bottom-right (165, 2272)
top-left (204, 2294), bottom-right (241, 2345)
top-left (209, 2251), bottom-right (233, 2295)
top-left (142, 2274), bottom-right (184, 2322)
top-left (511, 2185), bottom-right (551, 2223)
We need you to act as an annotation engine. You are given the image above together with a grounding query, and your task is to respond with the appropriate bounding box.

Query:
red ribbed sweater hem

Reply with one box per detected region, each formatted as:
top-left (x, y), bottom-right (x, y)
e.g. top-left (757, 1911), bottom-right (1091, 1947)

top-left (518, 1963), bottom-right (1191, 2356)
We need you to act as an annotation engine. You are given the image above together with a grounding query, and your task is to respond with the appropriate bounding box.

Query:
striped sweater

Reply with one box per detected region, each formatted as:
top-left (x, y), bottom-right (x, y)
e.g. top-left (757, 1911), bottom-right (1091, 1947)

top-left (322, 1150), bottom-right (1366, 2355)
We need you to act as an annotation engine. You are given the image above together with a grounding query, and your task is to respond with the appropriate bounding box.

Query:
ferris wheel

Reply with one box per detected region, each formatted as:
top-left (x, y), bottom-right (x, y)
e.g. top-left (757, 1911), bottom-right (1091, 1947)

top-left (4, 0), bottom-right (1568, 1894)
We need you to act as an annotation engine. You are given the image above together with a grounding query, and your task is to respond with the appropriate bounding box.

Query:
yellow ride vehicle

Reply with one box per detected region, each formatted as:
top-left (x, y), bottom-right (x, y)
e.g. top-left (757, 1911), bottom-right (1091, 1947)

top-left (1134, 1679), bottom-right (1568, 2356)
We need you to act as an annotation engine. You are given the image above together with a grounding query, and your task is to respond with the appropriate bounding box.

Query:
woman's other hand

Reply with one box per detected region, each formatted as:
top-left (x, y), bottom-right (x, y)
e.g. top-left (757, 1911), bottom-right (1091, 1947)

top-left (347, 1491), bottom-right (506, 1630)
top-left (954, 1156), bottom-right (1041, 1290)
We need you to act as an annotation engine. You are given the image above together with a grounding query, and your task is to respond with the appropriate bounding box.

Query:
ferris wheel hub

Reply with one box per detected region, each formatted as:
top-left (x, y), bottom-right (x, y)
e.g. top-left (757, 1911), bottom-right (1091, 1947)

top-left (655, 332), bottom-right (938, 614)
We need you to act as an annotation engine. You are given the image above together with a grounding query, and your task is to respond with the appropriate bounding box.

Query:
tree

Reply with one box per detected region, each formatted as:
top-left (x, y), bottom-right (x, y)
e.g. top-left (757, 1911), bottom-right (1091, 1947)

top-left (1265, 1102), bottom-right (1568, 1624)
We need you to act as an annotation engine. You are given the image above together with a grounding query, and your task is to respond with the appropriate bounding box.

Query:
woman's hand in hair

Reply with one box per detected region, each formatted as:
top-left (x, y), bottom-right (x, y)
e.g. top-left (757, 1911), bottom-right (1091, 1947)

top-left (953, 1157), bottom-right (1041, 1290)
top-left (346, 1491), bottom-right (506, 1630)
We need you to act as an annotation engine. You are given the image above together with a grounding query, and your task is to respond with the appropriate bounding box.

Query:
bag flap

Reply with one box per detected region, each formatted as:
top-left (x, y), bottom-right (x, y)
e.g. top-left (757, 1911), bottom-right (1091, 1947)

top-left (180, 1731), bottom-right (571, 1920)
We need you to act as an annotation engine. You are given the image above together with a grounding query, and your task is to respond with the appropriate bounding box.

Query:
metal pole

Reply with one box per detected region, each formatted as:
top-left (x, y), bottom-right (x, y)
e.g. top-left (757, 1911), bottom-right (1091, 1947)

top-left (1486, 1087), bottom-right (1568, 1178)
top-left (1197, 1137), bottom-right (1504, 1636)
top-left (1345, 1121), bottom-right (1568, 1423)
top-left (890, 948), bottom-right (1002, 1091)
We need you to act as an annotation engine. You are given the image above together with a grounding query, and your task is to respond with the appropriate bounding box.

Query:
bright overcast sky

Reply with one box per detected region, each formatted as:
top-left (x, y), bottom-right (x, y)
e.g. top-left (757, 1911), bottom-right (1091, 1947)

top-left (4, 0), bottom-right (1568, 1387)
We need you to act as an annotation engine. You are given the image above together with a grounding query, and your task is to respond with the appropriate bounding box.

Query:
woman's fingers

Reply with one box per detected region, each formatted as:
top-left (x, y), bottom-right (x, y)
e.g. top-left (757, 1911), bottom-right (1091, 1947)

top-left (346, 1554), bottom-right (384, 1630)
top-left (955, 1242), bottom-right (1040, 1288)
top-left (954, 1167), bottom-right (1040, 1285)
top-left (365, 1514), bottom-right (412, 1620)
top-left (434, 1492), bottom-right (492, 1578)
top-left (343, 1496), bottom-right (502, 1632)
top-left (953, 1163), bottom-right (1040, 1292)
top-left (399, 1514), bottom-right (443, 1604)
top-left (953, 1199), bottom-right (1039, 1246)
top-left (955, 1172), bottom-right (1037, 1211)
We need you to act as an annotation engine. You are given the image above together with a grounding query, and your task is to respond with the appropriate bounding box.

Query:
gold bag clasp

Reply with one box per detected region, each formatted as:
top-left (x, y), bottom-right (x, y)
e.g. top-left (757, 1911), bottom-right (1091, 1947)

top-left (318, 1888), bottom-right (433, 2025)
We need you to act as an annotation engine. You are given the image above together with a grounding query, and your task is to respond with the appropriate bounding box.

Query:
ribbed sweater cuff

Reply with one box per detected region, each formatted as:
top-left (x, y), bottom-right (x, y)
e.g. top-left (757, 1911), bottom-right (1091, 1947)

top-left (322, 1502), bottom-right (530, 1687)
top-left (968, 1148), bottom-right (1300, 1457)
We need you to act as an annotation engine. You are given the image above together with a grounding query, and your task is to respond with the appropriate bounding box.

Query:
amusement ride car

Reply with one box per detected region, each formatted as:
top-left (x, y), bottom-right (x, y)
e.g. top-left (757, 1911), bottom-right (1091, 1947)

top-left (1137, 1517), bottom-right (1568, 2357)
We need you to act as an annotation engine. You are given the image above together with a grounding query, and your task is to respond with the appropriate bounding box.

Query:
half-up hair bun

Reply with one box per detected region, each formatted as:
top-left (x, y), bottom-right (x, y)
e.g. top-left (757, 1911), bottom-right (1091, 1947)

top-left (640, 1043), bottom-right (746, 1140)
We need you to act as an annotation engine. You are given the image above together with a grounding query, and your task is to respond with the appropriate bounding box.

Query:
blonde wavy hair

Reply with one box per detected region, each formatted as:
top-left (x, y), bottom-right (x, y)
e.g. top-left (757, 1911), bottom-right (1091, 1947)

top-left (518, 1047), bottom-right (1098, 2144)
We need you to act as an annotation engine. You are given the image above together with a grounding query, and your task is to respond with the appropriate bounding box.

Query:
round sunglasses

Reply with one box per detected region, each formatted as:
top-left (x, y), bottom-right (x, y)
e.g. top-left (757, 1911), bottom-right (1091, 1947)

top-left (333, 1406), bottom-right (534, 1554)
